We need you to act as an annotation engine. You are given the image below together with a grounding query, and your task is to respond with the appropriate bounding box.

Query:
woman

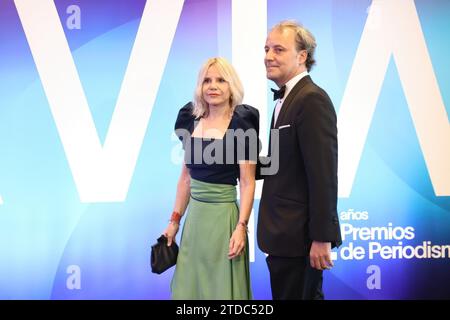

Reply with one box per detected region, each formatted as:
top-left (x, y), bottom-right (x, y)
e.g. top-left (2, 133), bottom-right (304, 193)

top-left (163, 57), bottom-right (259, 299)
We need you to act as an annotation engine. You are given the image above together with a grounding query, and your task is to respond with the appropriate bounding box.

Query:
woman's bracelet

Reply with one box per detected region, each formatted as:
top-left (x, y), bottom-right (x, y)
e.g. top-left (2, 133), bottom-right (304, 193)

top-left (169, 211), bottom-right (182, 225)
top-left (236, 220), bottom-right (248, 233)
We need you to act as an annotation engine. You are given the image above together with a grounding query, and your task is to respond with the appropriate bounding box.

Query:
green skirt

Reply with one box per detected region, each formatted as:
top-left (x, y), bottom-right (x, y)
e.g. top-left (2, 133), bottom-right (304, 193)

top-left (171, 178), bottom-right (252, 300)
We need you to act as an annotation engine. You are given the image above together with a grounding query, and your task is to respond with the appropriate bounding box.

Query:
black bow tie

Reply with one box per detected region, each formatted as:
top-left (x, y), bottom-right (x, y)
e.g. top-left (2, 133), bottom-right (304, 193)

top-left (271, 85), bottom-right (286, 101)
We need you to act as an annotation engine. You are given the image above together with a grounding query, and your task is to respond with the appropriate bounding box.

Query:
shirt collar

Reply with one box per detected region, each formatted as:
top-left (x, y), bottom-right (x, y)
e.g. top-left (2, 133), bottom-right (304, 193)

top-left (282, 70), bottom-right (309, 101)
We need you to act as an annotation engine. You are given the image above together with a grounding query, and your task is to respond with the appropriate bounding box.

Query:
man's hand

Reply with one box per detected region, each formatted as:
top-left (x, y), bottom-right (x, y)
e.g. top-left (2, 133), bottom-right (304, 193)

top-left (309, 241), bottom-right (333, 270)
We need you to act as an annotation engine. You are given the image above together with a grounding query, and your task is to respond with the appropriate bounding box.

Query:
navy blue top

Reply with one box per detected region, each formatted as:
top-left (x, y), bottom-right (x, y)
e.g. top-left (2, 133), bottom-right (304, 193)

top-left (174, 102), bottom-right (260, 186)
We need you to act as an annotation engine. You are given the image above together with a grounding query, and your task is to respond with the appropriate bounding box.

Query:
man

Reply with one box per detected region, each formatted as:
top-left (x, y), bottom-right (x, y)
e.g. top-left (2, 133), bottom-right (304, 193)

top-left (257, 21), bottom-right (342, 300)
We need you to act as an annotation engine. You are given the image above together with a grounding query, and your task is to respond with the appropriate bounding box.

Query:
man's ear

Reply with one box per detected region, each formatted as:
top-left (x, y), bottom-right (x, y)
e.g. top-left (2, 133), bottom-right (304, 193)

top-left (298, 50), bottom-right (307, 66)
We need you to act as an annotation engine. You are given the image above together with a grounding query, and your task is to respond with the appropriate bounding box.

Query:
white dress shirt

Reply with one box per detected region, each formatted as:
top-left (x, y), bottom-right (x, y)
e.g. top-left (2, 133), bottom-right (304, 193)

top-left (273, 70), bottom-right (309, 126)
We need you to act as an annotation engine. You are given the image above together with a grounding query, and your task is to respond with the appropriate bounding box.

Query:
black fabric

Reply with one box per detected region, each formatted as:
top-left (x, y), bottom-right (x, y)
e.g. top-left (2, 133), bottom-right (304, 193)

top-left (174, 102), bottom-right (260, 186)
top-left (271, 85), bottom-right (286, 100)
top-left (151, 235), bottom-right (178, 274)
top-left (257, 75), bottom-right (342, 257)
top-left (266, 255), bottom-right (323, 300)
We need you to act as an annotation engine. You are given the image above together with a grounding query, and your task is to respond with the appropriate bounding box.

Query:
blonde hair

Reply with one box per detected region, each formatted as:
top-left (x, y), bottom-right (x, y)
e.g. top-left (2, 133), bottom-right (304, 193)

top-left (272, 20), bottom-right (317, 72)
top-left (192, 57), bottom-right (244, 118)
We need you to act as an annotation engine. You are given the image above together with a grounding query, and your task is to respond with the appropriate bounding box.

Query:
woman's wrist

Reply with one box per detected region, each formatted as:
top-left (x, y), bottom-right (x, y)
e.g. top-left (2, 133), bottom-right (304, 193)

top-left (169, 221), bottom-right (180, 227)
top-left (236, 220), bottom-right (248, 233)
top-left (169, 211), bottom-right (182, 225)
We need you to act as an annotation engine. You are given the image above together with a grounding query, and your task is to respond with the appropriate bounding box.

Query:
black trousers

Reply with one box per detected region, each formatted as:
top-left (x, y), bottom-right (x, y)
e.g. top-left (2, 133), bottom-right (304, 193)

top-left (266, 255), bottom-right (324, 300)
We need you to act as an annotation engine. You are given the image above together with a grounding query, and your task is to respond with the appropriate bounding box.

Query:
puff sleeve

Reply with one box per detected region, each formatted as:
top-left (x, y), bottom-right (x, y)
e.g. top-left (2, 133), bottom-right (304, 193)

top-left (174, 102), bottom-right (195, 148)
top-left (233, 104), bottom-right (260, 163)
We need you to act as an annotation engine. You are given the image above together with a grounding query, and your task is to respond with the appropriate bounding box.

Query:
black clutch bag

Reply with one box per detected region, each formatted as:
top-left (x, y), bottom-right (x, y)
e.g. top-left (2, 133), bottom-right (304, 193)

top-left (151, 235), bottom-right (179, 274)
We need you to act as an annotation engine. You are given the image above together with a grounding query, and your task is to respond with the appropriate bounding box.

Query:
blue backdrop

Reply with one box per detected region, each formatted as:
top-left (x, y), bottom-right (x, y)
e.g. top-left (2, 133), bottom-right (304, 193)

top-left (0, 0), bottom-right (449, 299)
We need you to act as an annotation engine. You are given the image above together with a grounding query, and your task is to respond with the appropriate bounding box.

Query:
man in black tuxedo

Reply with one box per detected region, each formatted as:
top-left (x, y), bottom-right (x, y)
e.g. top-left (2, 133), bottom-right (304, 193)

top-left (257, 21), bottom-right (342, 300)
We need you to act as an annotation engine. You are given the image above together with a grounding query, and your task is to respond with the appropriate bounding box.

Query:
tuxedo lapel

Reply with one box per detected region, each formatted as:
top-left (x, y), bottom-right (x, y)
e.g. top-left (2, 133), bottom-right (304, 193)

top-left (274, 75), bottom-right (312, 128)
top-left (267, 108), bottom-right (276, 156)
top-left (267, 75), bottom-right (312, 157)
top-left (270, 107), bottom-right (276, 129)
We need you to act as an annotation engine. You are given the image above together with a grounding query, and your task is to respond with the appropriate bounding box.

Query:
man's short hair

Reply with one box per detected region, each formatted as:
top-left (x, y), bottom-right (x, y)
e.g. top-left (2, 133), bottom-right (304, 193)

top-left (272, 20), bottom-right (317, 72)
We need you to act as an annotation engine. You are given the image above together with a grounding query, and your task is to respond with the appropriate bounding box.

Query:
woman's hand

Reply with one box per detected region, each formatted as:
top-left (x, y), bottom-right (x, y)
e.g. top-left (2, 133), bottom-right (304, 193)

top-left (228, 224), bottom-right (247, 259)
top-left (163, 222), bottom-right (179, 246)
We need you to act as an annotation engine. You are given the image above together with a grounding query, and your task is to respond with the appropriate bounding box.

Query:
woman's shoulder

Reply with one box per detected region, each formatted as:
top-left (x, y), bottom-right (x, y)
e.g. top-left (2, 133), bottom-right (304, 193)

top-left (234, 104), bottom-right (259, 117)
top-left (174, 102), bottom-right (195, 131)
top-left (233, 104), bottom-right (259, 131)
